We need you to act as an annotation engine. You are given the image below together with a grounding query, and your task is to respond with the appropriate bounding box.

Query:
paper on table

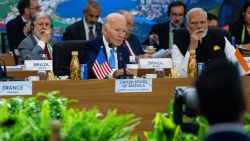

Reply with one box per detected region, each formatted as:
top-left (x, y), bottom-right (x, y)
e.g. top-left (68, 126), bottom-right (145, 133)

top-left (152, 49), bottom-right (171, 58)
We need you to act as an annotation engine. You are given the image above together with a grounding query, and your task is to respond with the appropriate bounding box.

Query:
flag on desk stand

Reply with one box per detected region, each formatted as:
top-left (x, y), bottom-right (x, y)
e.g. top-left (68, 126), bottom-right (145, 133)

top-left (92, 49), bottom-right (112, 79)
top-left (235, 48), bottom-right (250, 73)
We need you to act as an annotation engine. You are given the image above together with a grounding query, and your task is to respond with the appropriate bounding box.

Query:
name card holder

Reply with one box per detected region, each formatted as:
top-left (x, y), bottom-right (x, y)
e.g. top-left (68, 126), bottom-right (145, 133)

top-left (115, 79), bottom-right (152, 93)
top-left (24, 60), bottom-right (53, 70)
top-left (139, 58), bottom-right (172, 69)
top-left (0, 81), bottom-right (32, 95)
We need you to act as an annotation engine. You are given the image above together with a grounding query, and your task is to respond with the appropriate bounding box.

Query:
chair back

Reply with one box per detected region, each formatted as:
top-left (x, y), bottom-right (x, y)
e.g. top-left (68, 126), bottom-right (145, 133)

top-left (53, 40), bottom-right (87, 76)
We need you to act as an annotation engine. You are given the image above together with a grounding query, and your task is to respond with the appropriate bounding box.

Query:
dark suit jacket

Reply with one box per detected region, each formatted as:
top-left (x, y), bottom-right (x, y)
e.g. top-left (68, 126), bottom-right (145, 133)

top-left (80, 37), bottom-right (130, 79)
top-left (229, 22), bottom-right (249, 45)
top-left (205, 131), bottom-right (250, 141)
top-left (143, 21), bottom-right (184, 50)
top-left (6, 15), bottom-right (27, 51)
top-left (127, 34), bottom-right (144, 55)
top-left (62, 20), bottom-right (102, 41)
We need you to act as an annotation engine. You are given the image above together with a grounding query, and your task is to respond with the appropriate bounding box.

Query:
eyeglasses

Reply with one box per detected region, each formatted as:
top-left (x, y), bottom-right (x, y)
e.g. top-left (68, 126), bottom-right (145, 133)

top-left (35, 22), bottom-right (51, 27)
top-left (170, 13), bottom-right (184, 17)
top-left (189, 20), bottom-right (207, 26)
top-left (29, 6), bottom-right (41, 11)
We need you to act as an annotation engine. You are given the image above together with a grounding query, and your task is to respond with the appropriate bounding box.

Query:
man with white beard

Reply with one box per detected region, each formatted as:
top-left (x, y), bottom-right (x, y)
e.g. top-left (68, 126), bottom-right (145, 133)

top-left (172, 7), bottom-right (243, 76)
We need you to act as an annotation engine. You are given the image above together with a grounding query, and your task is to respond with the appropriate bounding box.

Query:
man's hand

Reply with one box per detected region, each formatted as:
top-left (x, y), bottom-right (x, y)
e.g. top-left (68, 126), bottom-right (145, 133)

top-left (149, 33), bottom-right (159, 46)
top-left (40, 28), bottom-right (52, 43)
top-left (113, 69), bottom-right (132, 78)
top-left (188, 29), bottom-right (204, 50)
top-left (23, 22), bottom-right (31, 36)
top-left (135, 54), bottom-right (152, 62)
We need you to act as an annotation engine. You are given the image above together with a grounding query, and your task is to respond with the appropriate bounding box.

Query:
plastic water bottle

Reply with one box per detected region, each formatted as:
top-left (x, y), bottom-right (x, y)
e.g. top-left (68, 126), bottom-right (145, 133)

top-left (80, 64), bottom-right (88, 80)
top-left (232, 36), bottom-right (236, 48)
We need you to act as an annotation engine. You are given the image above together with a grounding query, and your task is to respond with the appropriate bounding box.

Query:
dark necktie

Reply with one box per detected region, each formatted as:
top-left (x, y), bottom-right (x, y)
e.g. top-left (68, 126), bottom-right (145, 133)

top-left (44, 43), bottom-right (52, 60)
top-left (88, 26), bottom-right (94, 40)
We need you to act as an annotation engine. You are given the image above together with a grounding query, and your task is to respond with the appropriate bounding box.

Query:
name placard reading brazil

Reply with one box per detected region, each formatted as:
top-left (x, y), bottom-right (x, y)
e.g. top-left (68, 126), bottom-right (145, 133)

top-left (24, 60), bottom-right (52, 70)
top-left (0, 81), bottom-right (32, 95)
top-left (115, 79), bottom-right (152, 93)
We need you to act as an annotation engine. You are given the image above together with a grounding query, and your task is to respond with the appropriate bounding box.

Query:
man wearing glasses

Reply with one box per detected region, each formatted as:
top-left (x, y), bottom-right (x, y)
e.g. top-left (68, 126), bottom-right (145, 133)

top-left (172, 8), bottom-right (243, 77)
top-left (143, 1), bottom-right (186, 50)
top-left (18, 12), bottom-right (56, 63)
top-left (6, 0), bottom-right (41, 52)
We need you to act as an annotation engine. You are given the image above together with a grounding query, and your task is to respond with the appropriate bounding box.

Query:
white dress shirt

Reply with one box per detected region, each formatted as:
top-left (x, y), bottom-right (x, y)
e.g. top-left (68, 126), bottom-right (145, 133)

top-left (83, 18), bottom-right (96, 40)
top-left (102, 36), bottom-right (118, 78)
top-left (172, 37), bottom-right (245, 77)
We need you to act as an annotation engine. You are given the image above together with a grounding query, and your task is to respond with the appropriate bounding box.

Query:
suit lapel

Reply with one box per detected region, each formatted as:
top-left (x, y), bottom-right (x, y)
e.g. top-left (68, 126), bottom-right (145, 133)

top-left (79, 20), bottom-right (86, 40)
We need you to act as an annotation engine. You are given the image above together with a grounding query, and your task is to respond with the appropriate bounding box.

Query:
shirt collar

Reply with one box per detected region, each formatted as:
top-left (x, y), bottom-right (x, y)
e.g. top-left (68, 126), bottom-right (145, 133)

top-left (169, 22), bottom-right (180, 32)
top-left (102, 35), bottom-right (117, 51)
top-left (21, 16), bottom-right (29, 23)
top-left (207, 123), bottom-right (247, 136)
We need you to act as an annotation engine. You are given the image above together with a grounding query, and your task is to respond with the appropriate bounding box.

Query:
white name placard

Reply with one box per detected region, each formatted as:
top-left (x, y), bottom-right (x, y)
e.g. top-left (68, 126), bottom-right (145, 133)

top-left (115, 79), bottom-right (152, 93)
top-left (0, 81), bottom-right (32, 95)
top-left (139, 58), bottom-right (172, 68)
top-left (24, 60), bottom-right (53, 70)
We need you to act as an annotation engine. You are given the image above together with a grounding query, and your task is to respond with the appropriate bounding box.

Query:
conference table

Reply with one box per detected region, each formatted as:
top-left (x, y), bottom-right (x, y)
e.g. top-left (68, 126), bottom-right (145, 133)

top-left (1, 77), bottom-right (250, 139)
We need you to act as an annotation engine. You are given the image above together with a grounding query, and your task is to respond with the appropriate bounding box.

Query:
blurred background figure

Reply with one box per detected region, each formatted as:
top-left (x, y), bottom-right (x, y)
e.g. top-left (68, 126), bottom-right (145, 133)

top-left (62, 0), bottom-right (102, 41)
top-left (117, 10), bottom-right (151, 63)
top-left (195, 59), bottom-right (250, 141)
top-left (207, 13), bottom-right (218, 27)
top-left (229, 2), bottom-right (250, 49)
top-left (18, 12), bottom-right (56, 63)
top-left (6, 0), bottom-right (41, 52)
top-left (143, 1), bottom-right (186, 50)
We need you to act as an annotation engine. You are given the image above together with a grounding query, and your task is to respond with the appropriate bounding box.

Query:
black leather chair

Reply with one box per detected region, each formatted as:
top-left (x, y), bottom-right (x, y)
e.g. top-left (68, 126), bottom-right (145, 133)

top-left (53, 40), bottom-right (87, 76)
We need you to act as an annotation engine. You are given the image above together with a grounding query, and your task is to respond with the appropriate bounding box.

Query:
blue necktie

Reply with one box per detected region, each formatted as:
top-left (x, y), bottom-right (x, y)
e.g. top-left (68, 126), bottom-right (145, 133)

top-left (109, 48), bottom-right (116, 69)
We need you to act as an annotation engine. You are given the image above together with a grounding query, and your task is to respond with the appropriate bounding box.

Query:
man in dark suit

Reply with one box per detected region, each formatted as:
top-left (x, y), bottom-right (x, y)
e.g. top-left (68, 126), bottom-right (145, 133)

top-left (118, 10), bottom-right (151, 62)
top-left (195, 59), bottom-right (250, 141)
top-left (81, 13), bottom-right (130, 79)
top-left (18, 12), bottom-right (56, 63)
top-left (6, 0), bottom-right (41, 51)
top-left (62, 0), bottom-right (102, 41)
top-left (143, 1), bottom-right (186, 50)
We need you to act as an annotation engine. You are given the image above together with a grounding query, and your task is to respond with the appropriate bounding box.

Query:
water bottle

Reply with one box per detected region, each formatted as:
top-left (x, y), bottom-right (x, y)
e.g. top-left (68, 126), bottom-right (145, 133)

top-left (197, 62), bottom-right (205, 76)
top-left (70, 51), bottom-right (80, 80)
top-left (232, 36), bottom-right (236, 48)
top-left (80, 64), bottom-right (88, 80)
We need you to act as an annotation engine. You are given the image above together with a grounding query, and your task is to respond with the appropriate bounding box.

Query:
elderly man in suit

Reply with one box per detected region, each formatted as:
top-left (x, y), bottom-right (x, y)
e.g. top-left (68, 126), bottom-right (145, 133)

top-left (62, 0), bottom-right (102, 41)
top-left (195, 59), bottom-right (250, 141)
top-left (81, 13), bottom-right (131, 79)
top-left (118, 10), bottom-right (151, 62)
top-left (6, 0), bottom-right (41, 51)
top-left (18, 12), bottom-right (56, 63)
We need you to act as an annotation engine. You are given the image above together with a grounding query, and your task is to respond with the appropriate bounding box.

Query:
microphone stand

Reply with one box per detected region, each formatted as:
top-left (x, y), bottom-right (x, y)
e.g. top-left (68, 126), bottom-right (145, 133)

top-left (0, 58), bottom-right (14, 81)
top-left (116, 52), bottom-right (133, 79)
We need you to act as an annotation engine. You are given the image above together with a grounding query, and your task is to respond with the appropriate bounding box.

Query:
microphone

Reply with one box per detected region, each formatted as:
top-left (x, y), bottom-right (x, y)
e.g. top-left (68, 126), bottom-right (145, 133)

top-left (117, 50), bottom-right (133, 79)
top-left (0, 59), bottom-right (14, 81)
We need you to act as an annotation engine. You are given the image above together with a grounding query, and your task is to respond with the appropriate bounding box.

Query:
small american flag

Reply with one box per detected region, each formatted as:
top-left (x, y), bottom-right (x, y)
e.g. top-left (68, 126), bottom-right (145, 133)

top-left (92, 49), bottom-right (112, 79)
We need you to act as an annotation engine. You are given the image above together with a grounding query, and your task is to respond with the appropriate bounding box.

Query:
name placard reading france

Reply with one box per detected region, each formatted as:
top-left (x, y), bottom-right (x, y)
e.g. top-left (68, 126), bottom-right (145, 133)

top-left (139, 58), bottom-right (172, 68)
top-left (24, 60), bottom-right (52, 70)
top-left (0, 81), bottom-right (32, 95)
top-left (115, 79), bottom-right (152, 93)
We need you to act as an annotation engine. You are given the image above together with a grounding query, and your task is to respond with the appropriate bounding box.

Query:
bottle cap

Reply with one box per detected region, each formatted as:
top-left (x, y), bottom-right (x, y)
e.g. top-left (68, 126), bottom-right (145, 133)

top-left (72, 51), bottom-right (78, 56)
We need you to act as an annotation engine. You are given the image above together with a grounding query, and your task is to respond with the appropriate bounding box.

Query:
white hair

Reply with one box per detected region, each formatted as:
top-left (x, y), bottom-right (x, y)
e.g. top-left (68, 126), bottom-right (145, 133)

top-left (186, 7), bottom-right (207, 23)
